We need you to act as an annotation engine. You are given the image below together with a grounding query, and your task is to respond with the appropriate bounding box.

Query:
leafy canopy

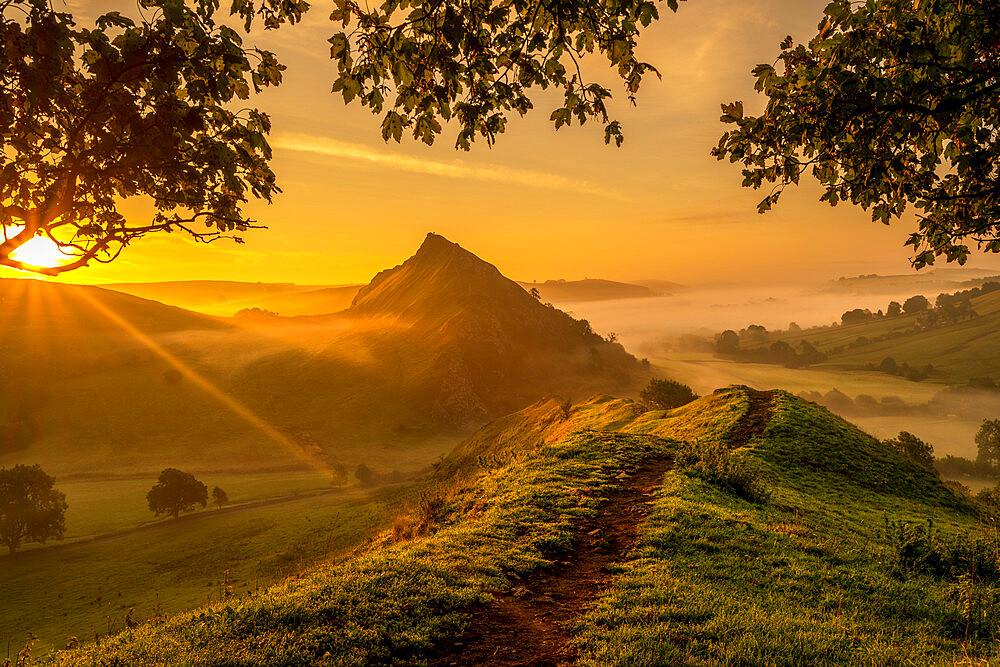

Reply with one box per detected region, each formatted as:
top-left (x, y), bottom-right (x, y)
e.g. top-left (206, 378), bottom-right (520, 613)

top-left (714, 0), bottom-right (1000, 268)
top-left (0, 463), bottom-right (67, 554)
top-left (884, 431), bottom-right (934, 471)
top-left (0, 0), bottom-right (306, 274)
top-left (147, 467), bottom-right (208, 518)
top-left (976, 419), bottom-right (1000, 469)
top-left (2, 0), bottom-right (672, 274)
top-left (328, 0), bottom-right (675, 149)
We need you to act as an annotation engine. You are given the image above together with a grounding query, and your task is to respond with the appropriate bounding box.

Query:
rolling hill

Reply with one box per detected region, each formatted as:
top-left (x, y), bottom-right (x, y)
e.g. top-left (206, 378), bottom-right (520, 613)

top-left (516, 278), bottom-right (662, 302)
top-left (0, 234), bottom-right (644, 477)
top-left (822, 267), bottom-right (1000, 296)
top-left (49, 386), bottom-right (999, 665)
top-left (763, 287), bottom-right (1000, 382)
top-left (101, 280), bottom-right (363, 317)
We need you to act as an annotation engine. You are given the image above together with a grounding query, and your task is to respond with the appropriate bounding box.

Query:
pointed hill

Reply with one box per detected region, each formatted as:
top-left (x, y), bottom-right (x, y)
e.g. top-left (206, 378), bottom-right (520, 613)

top-left (340, 233), bottom-right (643, 425)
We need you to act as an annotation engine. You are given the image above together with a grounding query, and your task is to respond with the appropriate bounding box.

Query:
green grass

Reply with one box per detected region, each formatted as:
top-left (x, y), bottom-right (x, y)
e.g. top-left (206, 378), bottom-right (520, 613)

top-left (45, 428), bottom-right (674, 665)
top-left (649, 352), bottom-right (986, 459)
top-left (1, 485), bottom-right (404, 655)
top-left (574, 390), bottom-right (987, 665)
top-left (32, 386), bottom-right (1000, 665)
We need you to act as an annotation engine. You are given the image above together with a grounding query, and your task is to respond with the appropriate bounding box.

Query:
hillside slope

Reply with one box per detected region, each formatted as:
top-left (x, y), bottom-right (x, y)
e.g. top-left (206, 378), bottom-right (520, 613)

top-left (0, 235), bottom-right (642, 476)
top-left (768, 288), bottom-right (1000, 382)
top-left (53, 387), bottom-right (998, 666)
top-left (342, 233), bottom-right (642, 425)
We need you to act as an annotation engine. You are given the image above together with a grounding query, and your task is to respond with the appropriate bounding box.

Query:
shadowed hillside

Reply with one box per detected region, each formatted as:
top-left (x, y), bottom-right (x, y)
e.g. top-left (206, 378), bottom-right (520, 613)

top-left (103, 280), bottom-right (363, 317)
top-left (341, 233), bottom-right (643, 425)
top-left (0, 235), bottom-right (644, 476)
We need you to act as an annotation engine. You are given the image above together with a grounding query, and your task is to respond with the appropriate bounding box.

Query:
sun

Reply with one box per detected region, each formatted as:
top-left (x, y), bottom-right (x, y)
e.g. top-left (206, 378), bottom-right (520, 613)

top-left (9, 235), bottom-right (69, 269)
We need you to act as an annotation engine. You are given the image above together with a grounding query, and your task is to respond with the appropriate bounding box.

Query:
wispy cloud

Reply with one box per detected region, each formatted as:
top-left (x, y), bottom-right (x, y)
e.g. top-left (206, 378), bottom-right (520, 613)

top-left (272, 133), bottom-right (622, 198)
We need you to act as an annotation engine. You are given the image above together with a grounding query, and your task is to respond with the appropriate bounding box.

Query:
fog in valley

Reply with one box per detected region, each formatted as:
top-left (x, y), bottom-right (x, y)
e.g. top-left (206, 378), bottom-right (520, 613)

top-left (548, 272), bottom-right (1000, 468)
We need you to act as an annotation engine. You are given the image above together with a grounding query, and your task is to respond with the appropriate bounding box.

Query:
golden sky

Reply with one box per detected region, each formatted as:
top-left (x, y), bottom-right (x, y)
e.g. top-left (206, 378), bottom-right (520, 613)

top-left (9, 0), bottom-right (1000, 286)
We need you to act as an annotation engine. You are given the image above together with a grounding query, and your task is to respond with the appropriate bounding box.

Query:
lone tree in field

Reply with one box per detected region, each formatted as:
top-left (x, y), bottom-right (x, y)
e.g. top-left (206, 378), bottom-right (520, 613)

top-left (2, 0), bottom-right (667, 274)
top-left (714, 0), bottom-right (1000, 268)
top-left (884, 431), bottom-right (935, 471)
top-left (212, 486), bottom-right (229, 510)
top-left (976, 419), bottom-right (1000, 470)
top-left (640, 378), bottom-right (698, 410)
top-left (903, 295), bottom-right (931, 315)
top-left (147, 468), bottom-right (208, 519)
top-left (355, 463), bottom-right (376, 487)
top-left (0, 464), bottom-right (67, 555)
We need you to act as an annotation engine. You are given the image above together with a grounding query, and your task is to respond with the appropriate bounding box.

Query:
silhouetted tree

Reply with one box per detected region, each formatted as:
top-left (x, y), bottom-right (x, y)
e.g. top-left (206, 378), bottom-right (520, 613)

top-left (212, 486), bottom-right (229, 510)
top-left (147, 469), bottom-right (208, 519)
top-left (0, 0), bottom-right (306, 274)
top-left (355, 463), bottom-right (376, 487)
top-left (640, 378), bottom-right (698, 410)
top-left (887, 301), bottom-right (903, 318)
top-left (841, 308), bottom-right (874, 325)
top-left (742, 324), bottom-right (769, 344)
top-left (714, 0), bottom-right (1000, 267)
top-left (884, 431), bottom-right (935, 470)
top-left (822, 389), bottom-right (853, 413)
top-left (716, 330), bottom-right (740, 353)
top-left (976, 419), bottom-right (1000, 469)
top-left (903, 295), bottom-right (931, 314)
top-left (0, 464), bottom-right (67, 554)
top-left (880, 357), bottom-right (899, 374)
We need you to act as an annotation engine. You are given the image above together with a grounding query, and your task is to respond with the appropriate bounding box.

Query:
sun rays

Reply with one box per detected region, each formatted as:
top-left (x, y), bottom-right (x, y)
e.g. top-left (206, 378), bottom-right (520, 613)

top-left (62, 285), bottom-right (334, 475)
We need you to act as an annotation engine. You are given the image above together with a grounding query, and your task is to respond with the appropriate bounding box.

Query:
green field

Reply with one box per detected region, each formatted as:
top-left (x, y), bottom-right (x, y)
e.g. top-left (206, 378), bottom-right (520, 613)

top-left (0, 482), bottom-right (409, 654)
top-left (45, 389), bottom-right (1000, 665)
top-left (20, 470), bottom-right (341, 550)
top-left (771, 289), bottom-right (1000, 382)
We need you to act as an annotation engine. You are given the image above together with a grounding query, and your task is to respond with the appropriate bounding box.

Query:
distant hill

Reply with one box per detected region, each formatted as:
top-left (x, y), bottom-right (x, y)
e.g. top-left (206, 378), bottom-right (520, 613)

top-left (822, 268), bottom-right (1000, 296)
top-left (58, 387), bottom-right (987, 665)
top-left (104, 272), bottom-right (669, 317)
top-left (632, 278), bottom-right (686, 293)
top-left (724, 282), bottom-right (1000, 384)
top-left (0, 235), bottom-right (644, 476)
top-left (101, 280), bottom-right (362, 317)
top-left (516, 278), bottom-right (662, 302)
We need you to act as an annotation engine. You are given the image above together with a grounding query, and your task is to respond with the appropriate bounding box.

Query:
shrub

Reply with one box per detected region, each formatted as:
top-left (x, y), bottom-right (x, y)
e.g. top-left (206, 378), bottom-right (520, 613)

top-left (640, 378), bottom-right (698, 410)
top-left (884, 431), bottom-right (935, 470)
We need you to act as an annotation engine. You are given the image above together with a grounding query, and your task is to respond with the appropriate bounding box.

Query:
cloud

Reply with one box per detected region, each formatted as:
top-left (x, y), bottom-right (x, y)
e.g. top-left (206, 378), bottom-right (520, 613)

top-left (271, 133), bottom-right (622, 198)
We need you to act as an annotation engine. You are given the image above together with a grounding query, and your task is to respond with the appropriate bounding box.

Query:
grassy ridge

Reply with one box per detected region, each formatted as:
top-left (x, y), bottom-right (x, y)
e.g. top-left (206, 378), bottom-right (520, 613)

top-left (47, 427), bottom-right (673, 665)
top-left (575, 390), bottom-right (984, 665)
top-left (41, 388), bottom-right (999, 665)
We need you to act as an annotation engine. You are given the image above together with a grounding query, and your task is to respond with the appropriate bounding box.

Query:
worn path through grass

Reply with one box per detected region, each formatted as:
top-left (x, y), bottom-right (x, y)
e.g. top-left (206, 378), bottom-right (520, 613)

top-left (428, 457), bottom-right (674, 667)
